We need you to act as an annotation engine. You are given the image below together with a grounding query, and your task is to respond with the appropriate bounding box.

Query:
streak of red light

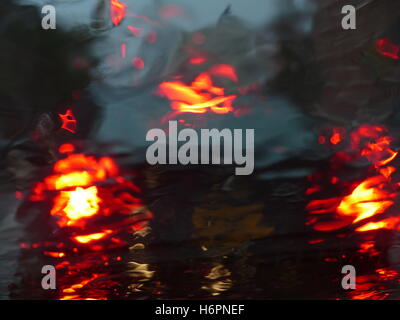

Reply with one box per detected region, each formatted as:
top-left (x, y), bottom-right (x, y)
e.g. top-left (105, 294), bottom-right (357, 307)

top-left (73, 230), bottom-right (113, 244)
top-left (59, 109), bottom-right (77, 133)
top-left (376, 38), bottom-right (400, 60)
top-left (59, 144), bottom-right (75, 154)
top-left (121, 43), bottom-right (126, 58)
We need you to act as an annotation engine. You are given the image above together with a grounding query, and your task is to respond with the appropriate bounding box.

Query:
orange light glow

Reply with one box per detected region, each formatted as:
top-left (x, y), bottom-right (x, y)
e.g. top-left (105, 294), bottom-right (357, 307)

top-left (352, 291), bottom-right (389, 300)
top-left (337, 176), bottom-right (395, 223)
top-left (46, 153), bottom-right (119, 190)
top-left (356, 217), bottom-right (400, 232)
top-left (358, 241), bottom-right (378, 256)
top-left (52, 187), bottom-right (100, 226)
top-left (44, 251), bottom-right (65, 258)
top-left (307, 124), bottom-right (399, 233)
top-left (110, 0), bottom-right (127, 26)
top-left (157, 65), bottom-right (238, 118)
top-left (379, 166), bottom-right (395, 179)
top-left (61, 274), bottom-right (104, 296)
top-left (375, 268), bottom-right (399, 281)
top-left (32, 152), bottom-right (120, 227)
top-left (73, 230), bottom-right (112, 244)
top-left (351, 125), bottom-right (398, 167)
top-left (189, 56), bottom-right (207, 65)
top-left (330, 128), bottom-right (344, 145)
top-left (59, 144), bottom-right (75, 154)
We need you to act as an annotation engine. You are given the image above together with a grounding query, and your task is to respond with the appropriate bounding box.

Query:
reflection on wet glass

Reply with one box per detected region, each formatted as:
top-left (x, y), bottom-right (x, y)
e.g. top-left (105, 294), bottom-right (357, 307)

top-left (202, 264), bottom-right (232, 296)
top-left (2, 0), bottom-right (400, 301)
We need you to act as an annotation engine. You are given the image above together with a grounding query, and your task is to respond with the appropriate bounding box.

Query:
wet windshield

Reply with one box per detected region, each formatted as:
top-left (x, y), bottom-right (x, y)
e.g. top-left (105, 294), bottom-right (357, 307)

top-left (1, 0), bottom-right (400, 300)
